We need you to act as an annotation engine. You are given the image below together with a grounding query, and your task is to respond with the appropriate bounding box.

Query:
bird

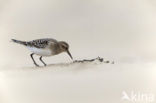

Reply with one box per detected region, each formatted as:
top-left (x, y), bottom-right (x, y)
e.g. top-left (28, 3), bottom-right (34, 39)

top-left (11, 38), bottom-right (73, 67)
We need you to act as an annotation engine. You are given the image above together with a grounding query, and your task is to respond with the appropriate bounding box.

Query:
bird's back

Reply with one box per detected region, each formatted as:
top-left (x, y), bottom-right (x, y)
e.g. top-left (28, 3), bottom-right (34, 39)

top-left (27, 38), bottom-right (58, 48)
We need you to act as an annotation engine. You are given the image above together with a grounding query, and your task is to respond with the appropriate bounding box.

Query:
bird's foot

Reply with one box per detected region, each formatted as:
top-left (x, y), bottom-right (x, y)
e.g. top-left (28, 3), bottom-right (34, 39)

top-left (34, 63), bottom-right (39, 67)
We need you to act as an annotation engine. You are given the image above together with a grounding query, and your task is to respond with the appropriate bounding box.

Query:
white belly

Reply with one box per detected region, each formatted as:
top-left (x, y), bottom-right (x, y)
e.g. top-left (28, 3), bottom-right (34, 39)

top-left (27, 47), bottom-right (52, 56)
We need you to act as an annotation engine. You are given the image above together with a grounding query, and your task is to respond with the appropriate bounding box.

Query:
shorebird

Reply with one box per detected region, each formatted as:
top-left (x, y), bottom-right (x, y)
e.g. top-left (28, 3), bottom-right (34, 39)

top-left (11, 38), bottom-right (73, 67)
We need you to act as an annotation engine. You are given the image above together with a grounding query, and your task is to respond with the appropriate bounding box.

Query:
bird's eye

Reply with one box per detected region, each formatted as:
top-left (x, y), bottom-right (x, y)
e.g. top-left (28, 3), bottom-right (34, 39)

top-left (62, 45), bottom-right (67, 49)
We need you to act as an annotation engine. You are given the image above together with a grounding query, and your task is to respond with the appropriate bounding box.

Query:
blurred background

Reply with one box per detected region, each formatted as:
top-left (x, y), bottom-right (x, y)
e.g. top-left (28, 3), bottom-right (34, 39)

top-left (0, 0), bottom-right (156, 66)
top-left (0, 0), bottom-right (156, 103)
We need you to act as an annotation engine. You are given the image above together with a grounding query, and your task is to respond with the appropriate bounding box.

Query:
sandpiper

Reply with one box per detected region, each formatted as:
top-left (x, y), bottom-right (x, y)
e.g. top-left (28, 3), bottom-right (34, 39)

top-left (12, 38), bottom-right (73, 67)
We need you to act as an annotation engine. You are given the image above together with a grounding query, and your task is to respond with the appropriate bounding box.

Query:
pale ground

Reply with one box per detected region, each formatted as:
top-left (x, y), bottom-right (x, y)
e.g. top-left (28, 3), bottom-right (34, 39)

top-left (0, 0), bottom-right (156, 103)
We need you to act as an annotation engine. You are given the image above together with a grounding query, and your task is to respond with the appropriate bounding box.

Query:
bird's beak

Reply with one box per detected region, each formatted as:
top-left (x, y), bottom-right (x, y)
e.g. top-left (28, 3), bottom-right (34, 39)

top-left (67, 50), bottom-right (73, 60)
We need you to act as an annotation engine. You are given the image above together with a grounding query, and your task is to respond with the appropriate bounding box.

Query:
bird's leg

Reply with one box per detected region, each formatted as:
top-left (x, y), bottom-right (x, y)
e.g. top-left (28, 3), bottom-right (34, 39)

top-left (30, 53), bottom-right (39, 67)
top-left (39, 56), bottom-right (47, 66)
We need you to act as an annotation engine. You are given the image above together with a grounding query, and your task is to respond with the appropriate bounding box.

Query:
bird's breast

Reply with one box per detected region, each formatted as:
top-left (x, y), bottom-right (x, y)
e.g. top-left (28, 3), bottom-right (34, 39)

top-left (27, 47), bottom-right (53, 56)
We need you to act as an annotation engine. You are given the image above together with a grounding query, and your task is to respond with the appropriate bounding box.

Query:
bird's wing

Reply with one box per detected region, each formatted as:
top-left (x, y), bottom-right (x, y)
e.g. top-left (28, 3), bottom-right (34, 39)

top-left (27, 38), bottom-right (58, 48)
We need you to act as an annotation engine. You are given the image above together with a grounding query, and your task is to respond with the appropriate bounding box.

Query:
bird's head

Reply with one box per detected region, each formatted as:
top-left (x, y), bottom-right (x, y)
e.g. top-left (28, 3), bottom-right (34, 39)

top-left (59, 41), bottom-right (73, 60)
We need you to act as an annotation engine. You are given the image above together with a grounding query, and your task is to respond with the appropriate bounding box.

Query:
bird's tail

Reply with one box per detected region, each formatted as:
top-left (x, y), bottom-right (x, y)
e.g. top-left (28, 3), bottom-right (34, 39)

top-left (11, 39), bottom-right (27, 46)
